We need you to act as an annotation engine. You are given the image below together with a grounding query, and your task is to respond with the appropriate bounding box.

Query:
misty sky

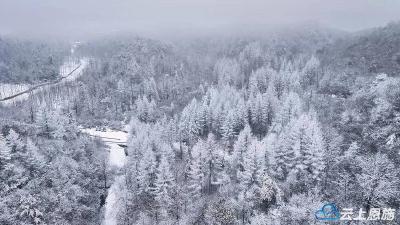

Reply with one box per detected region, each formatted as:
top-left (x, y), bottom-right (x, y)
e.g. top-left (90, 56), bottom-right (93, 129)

top-left (1, 0), bottom-right (400, 39)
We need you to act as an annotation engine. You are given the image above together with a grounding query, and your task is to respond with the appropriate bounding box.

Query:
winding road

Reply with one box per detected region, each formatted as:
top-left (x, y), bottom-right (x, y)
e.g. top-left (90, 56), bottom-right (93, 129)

top-left (0, 58), bottom-right (88, 104)
top-left (1, 50), bottom-right (126, 225)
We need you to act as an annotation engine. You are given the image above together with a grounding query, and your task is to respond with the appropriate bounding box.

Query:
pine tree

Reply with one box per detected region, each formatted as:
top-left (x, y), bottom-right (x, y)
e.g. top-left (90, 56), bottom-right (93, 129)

top-left (49, 110), bottom-right (67, 139)
top-left (305, 114), bottom-right (325, 181)
top-left (137, 144), bottom-right (157, 195)
top-left (201, 133), bottom-right (225, 194)
top-left (238, 140), bottom-right (265, 193)
top-left (261, 89), bottom-right (278, 133)
top-left (248, 93), bottom-right (260, 135)
top-left (221, 111), bottom-right (237, 146)
top-left (269, 70), bottom-right (285, 99)
top-left (235, 98), bottom-right (248, 130)
top-left (237, 139), bottom-right (265, 223)
top-left (154, 154), bottom-right (175, 213)
top-left (249, 73), bottom-right (259, 95)
top-left (136, 96), bottom-right (157, 123)
top-left (18, 194), bottom-right (44, 225)
top-left (272, 92), bottom-right (302, 133)
top-left (36, 106), bottom-right (51, 136)
top-left (0, 134), bottom-right (11, 170)
top-left (187, 141), bottom-right (206, 200)
top-left (179, 98), bottom-right (200, 144)
top-left (301, 55), bottom-right (320, 88)
top-left (197, 95), bottom-right (210, 137)
top-left (273, 122), bottom-right (296, 180)
top-left (357, 153), bottom-right (399, 208)
top-left (345, 141), bottom-right (360, 158)
top-left (259, 174), bottom-right (280, 206)
top-left (148, 98), bottom-right (157, 122)
top-left (276, 113), bottom-right (325, 190)
top-left (6, 129), bottom-right (21, 151)
top-left (214, 58), bottom-right (241, 87)
top-left (24, 138), bottom-right (45, 175)
top-left (232, 125), bottom-right (253, 178)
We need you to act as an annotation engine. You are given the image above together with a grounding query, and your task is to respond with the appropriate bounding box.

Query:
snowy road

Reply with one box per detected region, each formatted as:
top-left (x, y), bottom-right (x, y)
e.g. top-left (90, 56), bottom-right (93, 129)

top-left (81, 126), bottom-right (129, 225)
top-left (0, 58), bottom-right (88, 105)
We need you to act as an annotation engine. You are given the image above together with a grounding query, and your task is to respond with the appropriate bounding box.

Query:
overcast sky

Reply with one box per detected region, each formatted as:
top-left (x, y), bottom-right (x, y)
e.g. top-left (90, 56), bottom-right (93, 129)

top-left (1, 0), bottom-right (400, 39)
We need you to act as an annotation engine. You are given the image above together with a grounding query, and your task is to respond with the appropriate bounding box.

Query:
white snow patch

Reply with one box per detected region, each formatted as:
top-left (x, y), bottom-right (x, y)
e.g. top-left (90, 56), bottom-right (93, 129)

top-left (172, 142), bottom-right (181, 151)
top-left (81, 126), bottom-right (129, 225)
top-left (61, 58), bottom-right (89, 82)
top-left (81, 128), bottom-right (128, 168)
top-left (0, 83), bottom-right (31, 99)
top-left (102, 176), bottom-right (125, 225)
top-left (0, 58), bottom-right (88, 106)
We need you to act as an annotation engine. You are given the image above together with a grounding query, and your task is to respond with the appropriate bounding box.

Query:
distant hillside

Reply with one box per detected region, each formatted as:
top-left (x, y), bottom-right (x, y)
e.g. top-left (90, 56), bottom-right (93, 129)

top-left (319, 22), bottom-right (400, 76)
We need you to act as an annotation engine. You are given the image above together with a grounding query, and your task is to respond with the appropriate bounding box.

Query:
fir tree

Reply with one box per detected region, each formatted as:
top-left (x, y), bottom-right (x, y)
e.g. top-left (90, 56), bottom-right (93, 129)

top-left (232, 125), bottom-right (253, 178)
top-left (154, 154), bottom-right (175, 215)
top-left (137, 144), bottom-right (157, 195)
top-left (0, 134), bottom-right (11, 170)
top-left (187, 141), bottom-right (206, 200)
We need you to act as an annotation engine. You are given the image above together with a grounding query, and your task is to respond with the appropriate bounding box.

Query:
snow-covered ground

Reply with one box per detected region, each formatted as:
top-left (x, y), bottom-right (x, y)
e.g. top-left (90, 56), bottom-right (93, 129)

top-left (60, 57), bottom-right (89, 82)
top-left (81, 126), bottom-right (129, 225)
top-left (0, 58), bottom-right (88, 106)
top-left (81, 128), bottom-right (128, 168)
top-left (0, 83), bottom-right (31, 100)
top-left (60, 58), bottom-right (79, 77)
top-left (102, 176), bottom-right (125, 225)
top-left (0, 84), bottom-right (40, 106)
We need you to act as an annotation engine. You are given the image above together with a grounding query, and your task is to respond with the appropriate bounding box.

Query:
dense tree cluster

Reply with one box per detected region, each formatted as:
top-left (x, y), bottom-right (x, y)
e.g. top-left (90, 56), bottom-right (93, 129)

top-left (0, 38), bottom-right (69, 83)
top-left (119, 42), bottom-right (400, 223)
top-left (320, 21), bottom-right (400, 76)
top-left (1, 22), bottom-right (400, 224)
top-left (0, 110), bottom-right (107, 225)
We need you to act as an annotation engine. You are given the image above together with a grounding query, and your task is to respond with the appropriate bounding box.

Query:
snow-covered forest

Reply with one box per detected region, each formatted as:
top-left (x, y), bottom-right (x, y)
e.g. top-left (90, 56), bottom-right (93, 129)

top-left (1, 2), bottom-right (400, 224)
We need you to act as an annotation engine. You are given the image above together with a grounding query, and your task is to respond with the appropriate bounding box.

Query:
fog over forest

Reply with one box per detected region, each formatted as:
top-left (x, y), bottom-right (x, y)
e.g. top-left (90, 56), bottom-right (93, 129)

top-left (1, 0), bottom-right (400, 38)
top-left (1, 1), bottom-right (400, 225)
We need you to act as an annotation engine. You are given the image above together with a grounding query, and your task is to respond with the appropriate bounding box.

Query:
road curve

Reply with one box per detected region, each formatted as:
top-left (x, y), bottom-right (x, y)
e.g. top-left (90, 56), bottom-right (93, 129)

top-left (0, 63), bottom-right (82, 102)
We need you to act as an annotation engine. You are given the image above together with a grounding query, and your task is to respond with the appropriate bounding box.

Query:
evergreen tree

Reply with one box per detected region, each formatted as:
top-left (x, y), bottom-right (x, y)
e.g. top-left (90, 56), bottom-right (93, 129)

top-left (136, 95), bottom-right (157, 123)
top-left (187, 141), bottom-right (206, 201)
top-left (36, 106), bottom-right (51, 136)
top-left (214, 58), bottom-right (241, 87)
top-left (273, 123), bottom-right (296, 180)
top-left (24, 138), bottom-right (45, 175)
top-left (137, 144), bottom-right (157, 195)
top-left (235, 98), bottom-right (248, 131)
top-left (272, 92), bottom-right (302, 133)
top-left (154, 153), bottom-right (175, 218)
top-left (238, 140), bottom-right (265, 193)
top-left (237, 140), bottom-right (265, 223)
top-left (357, 153), bottom-right (399, 208)
top-left (179, 98), bottom-right (200, 144)
top-left (6, 129), bottom-right (22, 152)
top-left (221, 110), bottom-right (237, 146)
top-left (232, 125), bottom-right (253, 178)
top-left (18, 193), bottom-right (44, 225)
top-left (197, 96), bottom-right (210, 137)
top-left (202, 133), bottom-right (225, 194)
top-left (290, 114), bottom-right (325, 184)
top-left (345, 141), bottom-right (360, 158)
top-left (274, 113), bottom-right (325, 184)
top-left (0, 134), bottom-right (11, 170)
top-left (248, 92), bottom-right (266, 137)
top-left (301, 55), bottom-right (320, 88)
top-left (261, 89), bottom-right (278, 133)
